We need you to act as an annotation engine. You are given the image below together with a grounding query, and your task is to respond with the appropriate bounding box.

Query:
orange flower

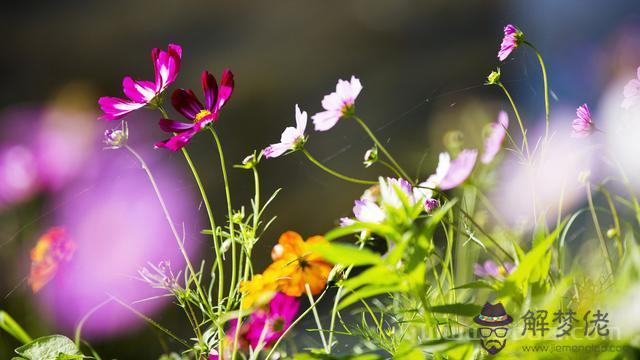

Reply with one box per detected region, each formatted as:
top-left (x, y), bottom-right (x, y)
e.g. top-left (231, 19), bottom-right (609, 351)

top-left (29, 227), bottom-right (76, 293)
top-left (239, 266), bottom-right (280, 310)
top-left (266, 231), bottom-right (332, 297)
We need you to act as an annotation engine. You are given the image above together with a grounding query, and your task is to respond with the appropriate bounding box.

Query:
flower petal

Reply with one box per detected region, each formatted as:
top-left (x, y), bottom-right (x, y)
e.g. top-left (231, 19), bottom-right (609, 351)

top-left (215, 69), bottom-right (234, 112)
top-left (153, 44), bottom-right (182, 92)
top-left (122, 77), bottom-right (157, 103)
top-left (154, 129), bottom-right (197, 151)
top-left (158, 118), bottom-right (195, 133)
top-left (98, 97), bottom-right (146, 121)
top-left (171, 89), bottom-right (203, 120)
top-left (439, 149), bottom-right (477, 190)
top-left (312, 110), bottom-right (341, 131)
top-left (201, 71), bottom-right (219, 112)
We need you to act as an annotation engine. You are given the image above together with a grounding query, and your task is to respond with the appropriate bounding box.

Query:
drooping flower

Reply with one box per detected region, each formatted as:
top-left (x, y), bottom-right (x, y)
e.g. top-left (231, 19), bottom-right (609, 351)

top-left (363, 146), bottom-right (378, 168)
top-left (353, 199), bottom-right (386, 223)
top-left (379, 177), bottom-right (414, 208)
top-left (264, 105), bottom-right (307, 158)
top-left (246, 293), bottom-right (300, 348)
top-left (29, 227), bottom-right (76, 293)
top-left (155, 69), bottom-right (235, 151)
top-left (481, 111), bottom-right (509, 164)
top-left (99, 44), bottom-right (182, 121)
top-left (138, 261), bottom-right (181, 292)
top-left (498, 24), bottom-right (523, 61)
top-left (239, 267), bottom-right (280, 310)
top-left (474, 260), bottom-right (515, 280)
top-left (622, 66), bottom-right (640, 109)
top-left (103, 121), bottom-right (129, 150)
top-left (267, 231), bottom-right (332, 297)
top-left (571, 103), bottom-right (594, 138)
top-left (312, 76), bottom-right (362, 131)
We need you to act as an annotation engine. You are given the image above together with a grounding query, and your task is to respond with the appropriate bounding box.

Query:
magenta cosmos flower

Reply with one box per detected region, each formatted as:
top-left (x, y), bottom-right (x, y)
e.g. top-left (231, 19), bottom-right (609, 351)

top-left (264, 104), bottom-right (307, 158)
top-left (246, 292), bottom-right (300, 348)
top-left (99, 44), bottom-right (182, 121)
top-left (498, 24), bottom-right (523, 61)
top-left (481, 111), bottom-right (509, 164)
top-left (474, 260), bottom-right (515, 280)
top-left (155, 69), bottom-right (235, 151)
top-left (622, 66), bottom-right (640, 109)
top-left (312, 76), bottom-right (362, 131)
top-left (571, 103), bottom-right (594, 138)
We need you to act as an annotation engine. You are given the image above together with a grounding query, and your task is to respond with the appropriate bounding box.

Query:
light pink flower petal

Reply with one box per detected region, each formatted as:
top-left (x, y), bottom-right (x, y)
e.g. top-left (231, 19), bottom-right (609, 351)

top-left (321, 92), bottom-right (343, 111)
top-left (353, 199), bottom-right (385, 223)
top-left (481, 111), bottom-right (509, 164)
top-left (312, 110), bottom-right (341, 131)
top-left (264, 143), bottom-right (290, 159)
top-left (295, 104), bottom-right (307, 133)
top-left (439, 149), bottom-right (477, 190)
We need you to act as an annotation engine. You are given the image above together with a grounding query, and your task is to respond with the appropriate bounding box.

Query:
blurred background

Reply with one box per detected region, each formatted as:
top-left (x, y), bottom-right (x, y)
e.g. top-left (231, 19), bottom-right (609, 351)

top-left (1, 0), bottom-right (640, 358)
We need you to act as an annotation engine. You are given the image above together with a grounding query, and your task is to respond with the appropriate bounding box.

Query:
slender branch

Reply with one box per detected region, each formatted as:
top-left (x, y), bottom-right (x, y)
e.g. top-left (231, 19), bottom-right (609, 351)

top-left (523, 41), bottom-right (550, 141)
top-left (586, 182), bottom-right (615, 278)
top-left (302, 149), bottom-right (377, 185)
top-left (497, 82), bottom-right (530, 158)
top-left (209, 128), bottom-right (238, 311)
top-left (305, 284), bottom-right (328, 352)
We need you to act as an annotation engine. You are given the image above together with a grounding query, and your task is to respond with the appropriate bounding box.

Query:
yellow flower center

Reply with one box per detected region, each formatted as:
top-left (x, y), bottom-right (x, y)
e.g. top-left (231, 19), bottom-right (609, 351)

top-left (194, 109), bottom-right (212, 122)
top-left (497, 266), bottom-right (507, 277)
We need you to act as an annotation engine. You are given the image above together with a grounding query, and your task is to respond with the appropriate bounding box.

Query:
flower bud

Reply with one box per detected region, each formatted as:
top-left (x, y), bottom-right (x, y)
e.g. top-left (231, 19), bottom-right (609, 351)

top-left (363, 146), bottom-right (378, 168)
top-left (485, 68), bottom-right (501, 85)
top-left (103, 121), bottom-right (128, 149)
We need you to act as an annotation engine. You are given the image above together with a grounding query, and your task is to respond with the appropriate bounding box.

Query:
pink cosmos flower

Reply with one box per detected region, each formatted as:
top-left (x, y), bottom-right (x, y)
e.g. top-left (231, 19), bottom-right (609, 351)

top-left (99, 44), bottom-right (182, 121)
top-left (437, 149), bottom-right (478, 190)
top-left (353, 199), bottom-right (386, 223)
top-left (246, 292), bottom-right (299, 348)
top-left (498, 24), bottom-right (522, 62)
top-left (622, 66), bottom-right (640, 109)
top-left (571, 103), bottom-right (594, 138)
top-left (312, 76), bottom-right (362, 131)
top-left (379, 177), bottom-right (414, 208)
top-left (481, 111), bottom-right (509, 164)
top-left (474, 260), bottom-right (515, 280)
top-left (155, 69), bottom-right (235, 151)
top-left (264, 105), bottom-right (307, 158)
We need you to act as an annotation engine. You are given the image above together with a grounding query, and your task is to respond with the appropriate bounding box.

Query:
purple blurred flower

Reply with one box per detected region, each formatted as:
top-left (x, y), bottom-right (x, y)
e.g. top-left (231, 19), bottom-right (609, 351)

top-left (98, 44), bottom-right (182, 121)
top-left (246, 292), bottom-right (299, 348)
top-left (264, 105), bottom-right (307, 158)
top-left (39, 146), bottom-right (201, 338)
top-left (498, 24), bottom-right (523, 61)
top-left (474, 260), bottom-right (515, 280)
top-left (0, 145), bottom-right (39, 207)
top-left (481, 111), bottom-right (509, 164)
top-left (436, 149), bottom-right (478, 190)
top-left (312, 76), bottom-right (362, 131)
top-left (622, 67), bottom-right (640, 109)
top-left (571, 103), bottom-right (594, 138)
top-left (155, 70), bottom-right (234, 151)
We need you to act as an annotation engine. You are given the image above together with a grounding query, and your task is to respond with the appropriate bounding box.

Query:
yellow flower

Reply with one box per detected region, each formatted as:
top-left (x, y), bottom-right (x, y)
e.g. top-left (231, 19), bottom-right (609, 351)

top-left (29, 227), bottom-right (75, 293)
top-left (239, 267), bottom-right (279, 310)
top-left (267, 231), bottom-right (332, 297)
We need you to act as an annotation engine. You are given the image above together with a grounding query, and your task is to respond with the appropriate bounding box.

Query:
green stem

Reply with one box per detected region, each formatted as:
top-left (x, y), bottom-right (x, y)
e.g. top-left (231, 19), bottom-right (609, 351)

top-left (497, 82), bottom-right (530, 158)
top-left (524, 41), bottom-right (550, 141)
top-left (586, 182), bottom-right (614, 278)
top-left (378, 159), bottom-right (404, 179)
top-left (179, 147), bottom-right (224, 318)
top-left (209, 128), bottom-right (237, 311)
top-left (124, 145), bottom-right (210, 321)
top-left (302, 149), bottom-right (377, 185)
top-left (352, 116), bottom-right (414, 183)
top-left (305, 284), bottom-right (328, 352)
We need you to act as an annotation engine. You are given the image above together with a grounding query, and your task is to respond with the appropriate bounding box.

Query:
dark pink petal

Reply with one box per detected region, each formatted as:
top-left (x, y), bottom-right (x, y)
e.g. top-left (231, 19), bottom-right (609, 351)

top-left (98, 97), bottom-right (146, 121)
top-left (215, 69), bottom-right (234, 112)
top-left (158, 118), bottom-right (195, 133)
top-left (122, 77), bottom-right (157, 103)
top-left (201, 71), bottom-right (219, 112)
top-left (154, 129), bottom-right (197, 151)
top-left (171, 89), bottom-right (203, 120)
